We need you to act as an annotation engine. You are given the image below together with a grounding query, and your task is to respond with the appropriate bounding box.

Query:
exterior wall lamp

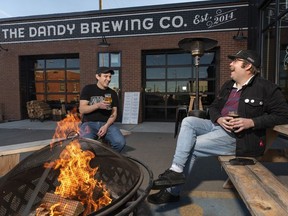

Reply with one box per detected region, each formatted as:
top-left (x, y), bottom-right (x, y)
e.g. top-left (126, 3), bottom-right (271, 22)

top-left (0, 45), bottom-right (8, 51)
top-left (98, 36), bottom-right (110, 48)
top-left (233, 28), bottom-right (248, 41)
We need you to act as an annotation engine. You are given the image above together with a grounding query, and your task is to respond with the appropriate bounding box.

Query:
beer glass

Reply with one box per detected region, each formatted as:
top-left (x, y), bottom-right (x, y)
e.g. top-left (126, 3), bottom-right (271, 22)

top-left (104, 94), bottom-right (112, 110)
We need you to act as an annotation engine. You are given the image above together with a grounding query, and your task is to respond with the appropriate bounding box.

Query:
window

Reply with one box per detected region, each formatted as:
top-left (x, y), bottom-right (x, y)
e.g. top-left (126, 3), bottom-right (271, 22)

top-left (98, 52), bottom-right (121, 93)
top-left (143, 51), bottom-right (217, 121)
top-left (278, 12), bottom-right (288, 100)
top-left (261, 0), bottom-right (288, 100)
top-left (34, 56), bottom-right (80, 109)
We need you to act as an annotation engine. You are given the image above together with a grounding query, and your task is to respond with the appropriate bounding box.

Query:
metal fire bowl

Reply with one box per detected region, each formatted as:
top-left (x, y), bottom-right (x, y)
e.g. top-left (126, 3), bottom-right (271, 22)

top-left (0, 137), bottom-right (153, 216)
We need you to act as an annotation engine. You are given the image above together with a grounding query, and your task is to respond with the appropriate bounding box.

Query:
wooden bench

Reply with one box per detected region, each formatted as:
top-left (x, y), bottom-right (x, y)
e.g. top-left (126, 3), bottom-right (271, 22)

top-left (219, 155), bottom-right (288, 215)
top-left (219, 125), bottom-right (288, 216)
top-left (0, 139), bottom-right (55, 177)
top-left (0, 129), bottom-right (131, 177)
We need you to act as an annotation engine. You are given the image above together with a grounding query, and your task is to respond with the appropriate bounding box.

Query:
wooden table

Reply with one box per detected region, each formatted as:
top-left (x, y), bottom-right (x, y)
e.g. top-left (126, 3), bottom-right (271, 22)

top-left (261, 125), bottom-right (288, 162)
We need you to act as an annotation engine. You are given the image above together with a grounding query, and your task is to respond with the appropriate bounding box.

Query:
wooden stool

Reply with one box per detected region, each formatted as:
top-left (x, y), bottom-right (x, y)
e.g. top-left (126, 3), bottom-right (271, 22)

top-left (188, 95), bottom-right (203, 112)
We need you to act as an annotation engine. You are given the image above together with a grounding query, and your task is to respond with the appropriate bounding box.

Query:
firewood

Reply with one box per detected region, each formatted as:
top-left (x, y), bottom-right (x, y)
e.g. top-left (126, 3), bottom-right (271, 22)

top-left (34, 192), bottom-right (84, 216)
top-left (26, 100), bottom-right (52, 120)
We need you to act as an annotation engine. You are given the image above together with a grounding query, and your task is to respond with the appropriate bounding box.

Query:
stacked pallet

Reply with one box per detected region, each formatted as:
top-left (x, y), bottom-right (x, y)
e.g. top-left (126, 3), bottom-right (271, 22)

top-left (26, 100), bottom-right (52, 121)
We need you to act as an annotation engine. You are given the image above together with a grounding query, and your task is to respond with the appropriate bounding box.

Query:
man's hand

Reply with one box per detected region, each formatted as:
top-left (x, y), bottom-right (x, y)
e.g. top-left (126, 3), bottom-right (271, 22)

top-left (217, 116), bottom-right (234, 132)
top-left (217, 117), bottom-right (255, 133)
top-left (97, 101), bottom-right (111, 110)
top-left (97, 124), bottom-right (109, 138)
top-left (229, 118), bottom-right (255, 133)
top-left (79, 100), bottom-right (110, 114)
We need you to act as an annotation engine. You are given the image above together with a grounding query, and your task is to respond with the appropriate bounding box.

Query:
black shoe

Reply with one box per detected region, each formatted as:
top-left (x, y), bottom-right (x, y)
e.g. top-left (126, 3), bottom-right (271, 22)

top-left (152, 169), bottom-right (185, 190)
top-left (147, 189), bottom-right (180, 204)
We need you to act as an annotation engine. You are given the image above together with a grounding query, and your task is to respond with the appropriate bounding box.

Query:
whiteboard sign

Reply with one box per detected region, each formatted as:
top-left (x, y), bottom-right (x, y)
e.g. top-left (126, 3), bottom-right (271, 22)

top-left (122, 92), bottom-right (140, 124)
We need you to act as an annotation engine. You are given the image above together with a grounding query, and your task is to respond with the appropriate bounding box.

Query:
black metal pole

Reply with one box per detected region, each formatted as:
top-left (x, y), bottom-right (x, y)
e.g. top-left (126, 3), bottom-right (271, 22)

top-left (194, 55), bottom-right (200, 110)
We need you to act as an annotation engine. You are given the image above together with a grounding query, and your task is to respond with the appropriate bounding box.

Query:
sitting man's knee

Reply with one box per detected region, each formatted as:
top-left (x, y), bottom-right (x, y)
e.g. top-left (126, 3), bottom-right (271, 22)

top-left (182, 116), bottom-right (197, 125)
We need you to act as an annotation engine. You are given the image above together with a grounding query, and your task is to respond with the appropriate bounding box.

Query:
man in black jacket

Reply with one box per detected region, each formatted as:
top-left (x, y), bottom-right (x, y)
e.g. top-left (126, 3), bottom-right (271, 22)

top-left (147, 50), bottom-right (288, 204)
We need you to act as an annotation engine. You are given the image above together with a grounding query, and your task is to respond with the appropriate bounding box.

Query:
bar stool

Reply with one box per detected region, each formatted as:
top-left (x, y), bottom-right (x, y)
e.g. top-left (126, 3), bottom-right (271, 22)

top-left (174, 94), bottom-right (205, 138)
top-left (188, 95), bottom-right (203, 115)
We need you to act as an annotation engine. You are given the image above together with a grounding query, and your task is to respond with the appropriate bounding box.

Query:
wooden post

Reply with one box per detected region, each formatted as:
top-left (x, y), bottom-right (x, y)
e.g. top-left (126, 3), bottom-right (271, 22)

top-left (0, 154), bottom-right (20, 176)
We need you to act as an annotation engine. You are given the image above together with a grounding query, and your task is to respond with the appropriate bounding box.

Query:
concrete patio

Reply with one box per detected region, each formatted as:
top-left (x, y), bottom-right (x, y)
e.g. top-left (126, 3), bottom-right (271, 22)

top-left (1, 120), bottom-right (287, 215)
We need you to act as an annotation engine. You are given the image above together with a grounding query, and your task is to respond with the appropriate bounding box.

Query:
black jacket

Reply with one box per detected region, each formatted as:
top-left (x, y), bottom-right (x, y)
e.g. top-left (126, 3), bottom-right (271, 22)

top-left (209, 74), bottom-right (288, 156)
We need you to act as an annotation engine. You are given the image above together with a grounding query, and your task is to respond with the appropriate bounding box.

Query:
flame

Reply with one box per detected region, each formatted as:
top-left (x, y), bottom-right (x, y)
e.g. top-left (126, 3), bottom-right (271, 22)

top-left (43, 114), bottom-right (112, 215)
top-left (50, 113), bottom-right (81, 146)
top-left (50, 203), bottom-right (65, 215)
top-left (36, 202), bottom-right (66, 216)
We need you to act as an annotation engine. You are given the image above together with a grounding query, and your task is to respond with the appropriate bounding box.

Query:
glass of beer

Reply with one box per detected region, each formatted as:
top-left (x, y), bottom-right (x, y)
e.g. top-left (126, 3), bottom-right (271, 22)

top-left (228, 110), bottom-right (239, 119)
top-left (228, 110), bottom-right (239, 131)
top-left (104, 94), bottom-right (112, 110)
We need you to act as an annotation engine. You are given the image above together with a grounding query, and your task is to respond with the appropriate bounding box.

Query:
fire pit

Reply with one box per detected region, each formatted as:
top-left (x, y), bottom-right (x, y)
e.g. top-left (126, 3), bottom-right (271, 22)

top-left (0, 137), bottom-right (153, 216)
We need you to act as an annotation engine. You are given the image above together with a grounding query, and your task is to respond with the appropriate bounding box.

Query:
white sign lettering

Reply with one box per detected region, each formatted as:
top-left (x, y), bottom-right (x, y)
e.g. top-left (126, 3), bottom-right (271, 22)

top-left (0, 5), bottom-right (248, 43)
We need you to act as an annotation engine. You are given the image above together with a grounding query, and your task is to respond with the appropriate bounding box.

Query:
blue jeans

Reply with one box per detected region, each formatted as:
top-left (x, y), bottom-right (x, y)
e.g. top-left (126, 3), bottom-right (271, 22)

top-left (80, 122), bottom-right (126, 152)
top-left (168, 116), bottom-right (236, 195)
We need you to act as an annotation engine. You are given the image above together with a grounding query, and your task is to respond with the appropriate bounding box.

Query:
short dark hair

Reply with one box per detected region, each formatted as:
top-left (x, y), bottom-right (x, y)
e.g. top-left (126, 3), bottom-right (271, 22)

top-left (241, 59), bottom-right (260, 75)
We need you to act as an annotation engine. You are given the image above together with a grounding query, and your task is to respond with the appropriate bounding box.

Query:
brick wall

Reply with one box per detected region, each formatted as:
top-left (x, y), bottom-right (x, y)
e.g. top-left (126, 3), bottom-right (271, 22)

top-left (0, 30), bottom-right (247, 121)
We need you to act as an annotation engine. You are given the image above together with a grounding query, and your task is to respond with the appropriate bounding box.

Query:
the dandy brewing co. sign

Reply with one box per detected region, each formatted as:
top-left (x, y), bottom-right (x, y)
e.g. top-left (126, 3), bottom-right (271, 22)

top-left (0, 4), bottom-right (248, 44)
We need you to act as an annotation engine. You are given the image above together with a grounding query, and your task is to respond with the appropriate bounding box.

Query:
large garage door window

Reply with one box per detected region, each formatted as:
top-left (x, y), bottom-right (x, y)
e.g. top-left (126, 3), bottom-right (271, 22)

top-left (143, 51), bottom-right (217, 121)
top-left (34, 56), bottom-right (80, 109)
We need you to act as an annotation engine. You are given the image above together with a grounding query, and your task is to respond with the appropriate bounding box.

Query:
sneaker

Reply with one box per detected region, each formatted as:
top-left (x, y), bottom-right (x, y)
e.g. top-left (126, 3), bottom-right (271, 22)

top-left (147, 189), bottom-right (180, 204)
top-left (151, 169), bottom-right (185, 190)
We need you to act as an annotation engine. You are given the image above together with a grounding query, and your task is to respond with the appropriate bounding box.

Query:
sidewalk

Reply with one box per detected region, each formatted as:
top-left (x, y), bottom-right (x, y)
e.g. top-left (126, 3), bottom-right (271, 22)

top-left (0, 119), bottom-right (175, 133)
top-left (0, 120), bottom-right (256, 215)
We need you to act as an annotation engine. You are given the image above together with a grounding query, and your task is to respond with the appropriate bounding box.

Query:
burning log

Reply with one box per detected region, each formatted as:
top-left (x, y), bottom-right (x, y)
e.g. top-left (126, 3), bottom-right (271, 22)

top-left (34, 192), bottom-right (84, 216)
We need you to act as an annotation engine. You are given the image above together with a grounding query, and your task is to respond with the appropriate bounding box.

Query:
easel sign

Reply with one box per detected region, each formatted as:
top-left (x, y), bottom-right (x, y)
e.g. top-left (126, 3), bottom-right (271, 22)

top-left (122, 92), bottom-right (140, 124)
